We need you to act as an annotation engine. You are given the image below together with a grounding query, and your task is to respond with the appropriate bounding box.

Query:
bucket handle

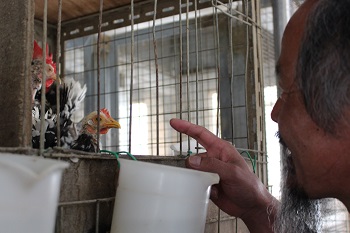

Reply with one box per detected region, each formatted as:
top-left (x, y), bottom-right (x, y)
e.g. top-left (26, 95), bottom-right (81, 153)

top-left (203, 172), bottom-right (220, 187)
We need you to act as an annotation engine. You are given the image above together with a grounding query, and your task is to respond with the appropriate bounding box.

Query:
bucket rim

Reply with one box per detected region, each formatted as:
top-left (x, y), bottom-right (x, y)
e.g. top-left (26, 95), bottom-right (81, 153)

top-left (0, 153), bottom-right (69, 180)
top-left (118, 158), bottom-right (220, 185)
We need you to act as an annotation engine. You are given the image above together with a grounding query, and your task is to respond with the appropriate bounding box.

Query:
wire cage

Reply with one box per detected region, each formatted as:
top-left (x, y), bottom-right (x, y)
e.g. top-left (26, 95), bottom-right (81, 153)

top-left (59, 0), bottom-right (265, 159)
top-left (35, 0), bottom-right (266, 232)
top-left (6, 0), bottom-right (346, 232)
top-left (0, 0), bottom-right (266, 232)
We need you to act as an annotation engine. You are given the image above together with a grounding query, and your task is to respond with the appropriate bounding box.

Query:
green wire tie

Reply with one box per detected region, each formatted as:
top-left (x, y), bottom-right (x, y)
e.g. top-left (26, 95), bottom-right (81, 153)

top-left (100, 150), bottom-right (137, 167)
top-left (240, 150), bottom-right (256, 174)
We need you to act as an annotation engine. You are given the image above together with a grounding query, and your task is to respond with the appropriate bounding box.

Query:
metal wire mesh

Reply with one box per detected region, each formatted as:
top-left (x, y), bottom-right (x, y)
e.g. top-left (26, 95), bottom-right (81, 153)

top-left (37, 0), bottom-right (266, 232)
top-left (62, 0), bottom-right (265, 160)
top-left (32, 0), bottom-right (350, 232)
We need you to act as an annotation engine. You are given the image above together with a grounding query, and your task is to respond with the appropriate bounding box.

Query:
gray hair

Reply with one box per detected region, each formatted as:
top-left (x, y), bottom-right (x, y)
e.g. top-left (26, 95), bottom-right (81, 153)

top-left (297, 0), bottom-right (350, 134)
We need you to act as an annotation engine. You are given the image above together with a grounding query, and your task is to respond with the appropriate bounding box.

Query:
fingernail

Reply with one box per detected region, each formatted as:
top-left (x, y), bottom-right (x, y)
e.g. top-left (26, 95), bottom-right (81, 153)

top-left (189, 156), bottom-right (201, 167)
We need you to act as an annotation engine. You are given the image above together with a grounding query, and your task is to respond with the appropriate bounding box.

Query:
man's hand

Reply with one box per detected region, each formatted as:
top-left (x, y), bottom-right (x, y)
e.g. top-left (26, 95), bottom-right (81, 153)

top-left (170, 118), bottom-right (277, 233)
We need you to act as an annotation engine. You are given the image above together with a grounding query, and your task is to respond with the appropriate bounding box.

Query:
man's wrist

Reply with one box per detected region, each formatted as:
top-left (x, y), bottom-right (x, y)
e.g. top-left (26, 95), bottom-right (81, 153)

top-left (241, 197), bottom-right (279, 233)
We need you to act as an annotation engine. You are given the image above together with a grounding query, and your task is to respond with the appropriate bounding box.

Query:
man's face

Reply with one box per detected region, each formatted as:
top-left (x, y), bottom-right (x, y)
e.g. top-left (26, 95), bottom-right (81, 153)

top-left (271, 0), bottom-right (341, 199)
top-left (270, 0), bottom-right (334, 231)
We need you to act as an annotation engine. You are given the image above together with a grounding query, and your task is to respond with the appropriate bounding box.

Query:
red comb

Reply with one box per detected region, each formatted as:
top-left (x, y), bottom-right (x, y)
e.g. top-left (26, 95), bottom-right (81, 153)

top-left (33, 41), bottom-right (42, 60)
top-left (33, 40), bottom-right (57, 73)
top-left (101, 108), bottom-right (111, 118)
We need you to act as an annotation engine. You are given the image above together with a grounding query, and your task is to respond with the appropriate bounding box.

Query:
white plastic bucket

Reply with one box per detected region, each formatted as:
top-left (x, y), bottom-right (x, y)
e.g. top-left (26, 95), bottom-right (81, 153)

top-left (0, 153), bottom-right (69, 233)
top-left (111, 158), bottom-right (220, 233)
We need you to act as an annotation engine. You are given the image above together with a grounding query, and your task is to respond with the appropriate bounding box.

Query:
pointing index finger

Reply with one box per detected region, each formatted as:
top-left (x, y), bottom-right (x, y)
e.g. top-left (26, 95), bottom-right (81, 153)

top-left (170, 118), bottom-right (230, 159)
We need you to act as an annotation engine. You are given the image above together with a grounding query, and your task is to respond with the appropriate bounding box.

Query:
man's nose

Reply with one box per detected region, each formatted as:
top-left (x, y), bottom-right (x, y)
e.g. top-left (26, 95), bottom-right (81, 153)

top-left (271, 98), bottom-right (282, 123)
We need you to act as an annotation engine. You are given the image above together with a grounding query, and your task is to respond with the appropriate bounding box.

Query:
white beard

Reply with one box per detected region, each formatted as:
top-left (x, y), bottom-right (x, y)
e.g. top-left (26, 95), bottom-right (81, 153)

top-left (273, 142), bottom-right (326, 233)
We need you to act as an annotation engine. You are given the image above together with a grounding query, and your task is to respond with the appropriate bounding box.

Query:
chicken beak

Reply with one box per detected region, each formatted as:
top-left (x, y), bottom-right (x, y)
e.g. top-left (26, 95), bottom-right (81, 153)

top-left (99, 118), bottom-right (121, 135)
top-left (106, 118), bottom-right (121, 129)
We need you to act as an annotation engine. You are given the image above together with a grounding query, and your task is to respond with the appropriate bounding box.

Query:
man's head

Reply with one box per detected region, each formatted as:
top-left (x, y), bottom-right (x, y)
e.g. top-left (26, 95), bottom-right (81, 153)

top-left (271, 0), bottom-right (350, 231)
top-left (272, 0), bottom-right (350, 201)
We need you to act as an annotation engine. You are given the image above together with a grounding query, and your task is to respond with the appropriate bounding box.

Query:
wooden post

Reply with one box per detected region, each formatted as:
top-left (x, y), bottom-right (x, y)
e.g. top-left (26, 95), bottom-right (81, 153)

top-left (0, 0), bottom-right (34, 147)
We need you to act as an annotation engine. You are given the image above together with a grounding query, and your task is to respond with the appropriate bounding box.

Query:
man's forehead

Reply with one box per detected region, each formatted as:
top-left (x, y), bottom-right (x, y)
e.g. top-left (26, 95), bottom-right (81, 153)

top-left (275, 60), bottom-right (289, 88)
top-left (277, 0), bottom-right (319, 87)
top-left (281, 0), bottom-right (317, 48)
